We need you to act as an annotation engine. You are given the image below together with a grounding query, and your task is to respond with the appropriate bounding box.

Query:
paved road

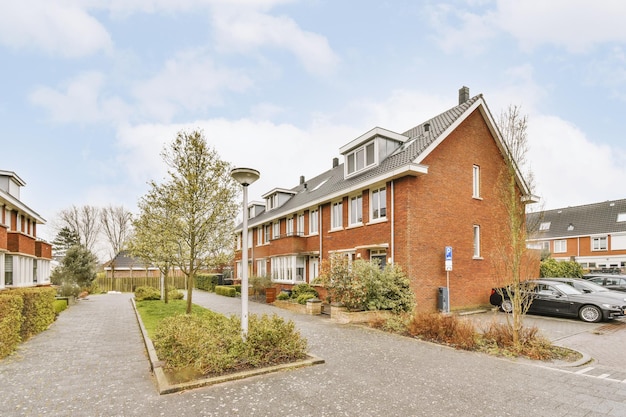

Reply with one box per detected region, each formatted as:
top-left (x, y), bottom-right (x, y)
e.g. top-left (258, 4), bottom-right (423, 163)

top-left (1, 291), bottom-right (625, 417)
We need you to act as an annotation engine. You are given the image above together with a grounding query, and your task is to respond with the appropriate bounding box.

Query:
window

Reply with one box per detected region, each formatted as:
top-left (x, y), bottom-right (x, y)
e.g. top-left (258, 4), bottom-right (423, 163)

top-left (592, 236), bottom-right (608, 251)
top-left (236, 233), bottom-right (241, 250)
top-left (273, 221), bottom-right (280, 239)
top-left (539, 222), bottom-right (551, 231)
top-left (286, 217), bottom-right (294, 236)
top-left (554, 240), bottom-right (567, 253)
top-left (267, 194), bottom-right (279, 210)
top-left (346, 141), bottom-right (376, 176)
top-left (350, 195), bottom-right (363, 225)
top-left (473, 225), bottom-right (481, 258)
top-left (371, 187), bottom-right (387, 220)
top-left (256, 259), bottom-right (266, 277)
top-left (5, 255), bottom-right (12, 286)
top-left (309, 209), bottom-right (319, 234)
top-left (618, 213), bottom-right (626, 222)
top-left (257, 226), bottom-right (263, 246)
top-left (271, 256), bottom-right (304, 282)
top-left (472, 165), bottom-right (480, 198)
top-left (331, 201), bottom-right (343, 229)
top-left (264, 225), bottom-right (270, 243)
top-left (297, 214), bottom-right (304, 236)
top-left (370, 250), bottom-right (387, 270)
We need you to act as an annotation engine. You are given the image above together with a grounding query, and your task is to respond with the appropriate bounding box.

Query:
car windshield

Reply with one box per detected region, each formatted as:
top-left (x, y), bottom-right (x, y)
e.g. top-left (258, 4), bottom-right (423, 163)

top-left (551, 282), bottom-right (583, 295)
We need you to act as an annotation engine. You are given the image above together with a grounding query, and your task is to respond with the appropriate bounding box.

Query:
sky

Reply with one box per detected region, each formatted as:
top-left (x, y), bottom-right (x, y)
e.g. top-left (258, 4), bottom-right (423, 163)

top-left (2, 0), bottom-right (626, 243)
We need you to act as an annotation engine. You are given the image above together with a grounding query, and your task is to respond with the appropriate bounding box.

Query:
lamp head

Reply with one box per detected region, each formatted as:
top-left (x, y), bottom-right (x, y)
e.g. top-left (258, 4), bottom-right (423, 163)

top-left (231, 167), bottom-right (260, 186)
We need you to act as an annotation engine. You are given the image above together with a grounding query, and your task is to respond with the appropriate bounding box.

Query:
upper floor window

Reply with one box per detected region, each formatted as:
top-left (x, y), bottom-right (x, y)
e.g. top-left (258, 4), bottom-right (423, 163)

top-left (267, 194), bottom-right (279, 210)
top-left (554, 240), bottom-right (567, 253)
top-left (286, 217), bottom-right (294, 236)
top-left (331, 201), bottom-right (343, 230)
top-left (273, 221), bottom-right (280, 239)
top-left (264, 224), bottom-right (270, 243)
top-left (309, 209), bottom-right (319, 234)
top-left (350, 195), bottom-right (363, 225)
top-left (592, 236), bottom-right (607, 251)
top-left (257, 226), bottom-right (263, 246)
top-left (618, 213), bottom-right (626, 222)
top-left (371, 187), bottom-right (387, 221)
top-left (539, 222), bottom-right (551, 231)
top-left (472, 165), bottom-right (481, 198)
top-left (346, 142), bottom-right (376, 176)
top-left (297, 214), bottom-right (304, 236)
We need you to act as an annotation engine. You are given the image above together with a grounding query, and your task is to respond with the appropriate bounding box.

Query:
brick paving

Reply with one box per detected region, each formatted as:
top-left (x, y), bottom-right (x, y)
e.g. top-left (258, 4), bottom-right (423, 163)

top-left (0, 291), bottom-right (625, 416)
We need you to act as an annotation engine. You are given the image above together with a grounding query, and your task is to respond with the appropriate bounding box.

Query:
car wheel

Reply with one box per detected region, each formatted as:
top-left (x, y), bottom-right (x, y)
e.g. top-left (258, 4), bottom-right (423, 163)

top-left (501, 299), bottom-right (513, 313)
top-left (579, 305), bottom-right (602, 323)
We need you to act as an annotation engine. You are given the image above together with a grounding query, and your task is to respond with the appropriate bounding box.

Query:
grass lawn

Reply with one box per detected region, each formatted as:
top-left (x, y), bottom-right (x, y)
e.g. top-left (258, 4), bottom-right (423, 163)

top-left (135, 299), bottom-right (210, 338)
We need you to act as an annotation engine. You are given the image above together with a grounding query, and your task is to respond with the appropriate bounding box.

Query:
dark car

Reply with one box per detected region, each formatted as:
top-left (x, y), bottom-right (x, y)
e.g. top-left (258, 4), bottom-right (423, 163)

top-left (584, 274), bottom-right (626, 292)
top-left (490, 279), bottom-right (625, 323)
top-left (541, 277), bottom-right (626, 303)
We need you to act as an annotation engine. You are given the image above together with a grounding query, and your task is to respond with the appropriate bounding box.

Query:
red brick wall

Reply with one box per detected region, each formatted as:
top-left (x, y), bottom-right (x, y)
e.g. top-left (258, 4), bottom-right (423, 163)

top-left (7, 232), bottom-right (36, 256)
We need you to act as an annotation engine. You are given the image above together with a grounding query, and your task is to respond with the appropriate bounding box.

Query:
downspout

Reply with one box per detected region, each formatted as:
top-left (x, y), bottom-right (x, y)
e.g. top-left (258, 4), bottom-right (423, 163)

top-left (391, 181), bottom-right (395, 264)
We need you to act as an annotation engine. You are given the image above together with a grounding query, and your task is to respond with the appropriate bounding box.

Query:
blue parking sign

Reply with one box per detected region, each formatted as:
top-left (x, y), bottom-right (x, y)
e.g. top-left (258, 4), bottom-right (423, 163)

top-left (445, 246), bottom-right (452, 261)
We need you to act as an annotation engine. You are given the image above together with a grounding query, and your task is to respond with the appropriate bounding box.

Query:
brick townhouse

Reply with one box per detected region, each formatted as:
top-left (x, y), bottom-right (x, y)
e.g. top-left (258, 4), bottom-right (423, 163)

top-left (0, 170), bottom-right (52, 289)
top-left (234, 87), bottom-right (533, 311)
top-left (527, 199), bottom-right (626, 273)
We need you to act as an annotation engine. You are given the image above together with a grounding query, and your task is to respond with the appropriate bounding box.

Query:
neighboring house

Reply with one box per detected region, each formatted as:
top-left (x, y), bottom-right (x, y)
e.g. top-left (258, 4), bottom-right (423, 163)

top-left (527, 199), bottom-right (626, 273)
top-left (103, 250), bottom-right (161, 279)
top-left (0, 170), bottom-right (52, 289)
top-left (233, 87), bottom-right (535, 312)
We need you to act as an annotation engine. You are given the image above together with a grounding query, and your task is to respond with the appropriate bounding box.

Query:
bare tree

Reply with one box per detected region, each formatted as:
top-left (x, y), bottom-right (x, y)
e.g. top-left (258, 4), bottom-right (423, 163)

top-left (492, 105), bottom-right (541, 349)
top-left (100, 205), bottom-right (133, 257)
top-left (57, 205), bottom-right (101, 252)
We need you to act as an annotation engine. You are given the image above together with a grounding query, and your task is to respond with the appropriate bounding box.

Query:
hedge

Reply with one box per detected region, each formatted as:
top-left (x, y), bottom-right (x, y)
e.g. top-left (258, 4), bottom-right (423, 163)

top-left (195, 274), bottom-right (222, 291)
top-left (0, 294), bottom-right (23, 359)
top-left (215, 285), bottom-right (237, 297)
top-left (10, 287), bottom-right (57, 340)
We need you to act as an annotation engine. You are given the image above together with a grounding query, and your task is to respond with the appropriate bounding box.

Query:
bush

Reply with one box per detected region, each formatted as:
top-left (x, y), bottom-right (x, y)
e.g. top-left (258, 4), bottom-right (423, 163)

top-left (215, 285), bottom-right (237, 297)
top-left (407, 312), bottom-right (478, 350)
top-left (53, 299), bottom-right (68, 315)
top-left (152, 311), bottom-right (307, 376)
top-left (291, 283), bottom-right (318, 299)
top-left (250, 275), bottom-right (273, 295)
top-left (57, 281), bottom-right (81, 297)
top-left (296, 293), bottom-right (317, 304)
top-left (316, 255), bottom-right (415, 313)
top-left (276, 292), bottom-right (290, 301)
top-left (540, 258), bottom-right (584, 278)
top-left (10, 287), bottom-right (56, 340)
top-left (135, 286), bottom-right (161, 301)
top-left (0, 294), bottom-right (23, 359)
top-left (168, 289), bottom-right (184, 300)
top-left (195, 274), bottom-right (221, 292)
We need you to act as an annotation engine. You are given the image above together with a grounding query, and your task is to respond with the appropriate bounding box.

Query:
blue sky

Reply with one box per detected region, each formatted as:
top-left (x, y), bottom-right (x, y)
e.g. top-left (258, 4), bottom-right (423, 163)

top-left (2, 0), bottom-right (626, 242)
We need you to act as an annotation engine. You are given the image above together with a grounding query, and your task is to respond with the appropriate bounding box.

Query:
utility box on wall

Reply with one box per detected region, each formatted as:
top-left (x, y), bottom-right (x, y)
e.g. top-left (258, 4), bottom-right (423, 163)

top-left (438, 287), bottom-right (449, 312)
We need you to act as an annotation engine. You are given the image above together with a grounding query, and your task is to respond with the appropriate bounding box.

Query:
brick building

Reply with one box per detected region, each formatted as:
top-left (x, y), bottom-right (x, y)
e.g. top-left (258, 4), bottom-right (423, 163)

top-left (233, 87), bottom-right (534, 311)
top-left (527, 199), bottom-right (626, 273)
top-left (0, 170), bottom-right (52, 289)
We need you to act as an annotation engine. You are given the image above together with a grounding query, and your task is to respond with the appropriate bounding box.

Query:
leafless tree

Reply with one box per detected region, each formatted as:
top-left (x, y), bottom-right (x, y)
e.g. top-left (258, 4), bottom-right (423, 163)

top-left (100, 205), bottom-right (133, 257)
top-left (57, 205), bottom-right (101, 252)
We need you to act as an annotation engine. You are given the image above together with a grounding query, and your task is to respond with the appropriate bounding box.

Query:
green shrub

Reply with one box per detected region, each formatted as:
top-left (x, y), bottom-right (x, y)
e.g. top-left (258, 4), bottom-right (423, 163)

top-left (296, 293), bottom-right (317, 304)
top-left (291, 283), bottom-right (318, 299)
top-left (53, 299), bottom-right (68, 315)
top-left (540, 258), bottom-right (584, 278)
top-left (168, 289), bottom-right (184, 300)
top-left (276, 292), bottom-right (290, 301)
top-left (152, 311), bottom-right (307, 376)
top-left (57, 281), bottom-right (80, 297)
top-left (215, 285), bottom-right (237, 297)
top-left (0, 294), bottom-right (23, 359)
top-left (11, 287), bottom-right (56, 340)
top-left (195, 274), bottom-right (221, 291)
top-left (135, 286), bottom-right (161, 301)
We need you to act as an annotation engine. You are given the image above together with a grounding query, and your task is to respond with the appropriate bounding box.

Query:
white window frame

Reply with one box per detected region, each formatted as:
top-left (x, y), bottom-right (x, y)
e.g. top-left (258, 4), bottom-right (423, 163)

top-left (256, 259), bottom-right (266, 277)
top-left (286, 217), bottom-right (294, 236)
top-left (257, 226), bottom-right (263, 246)
top-left (473, 225), bottom-right (481, 258)
top-left (273, 221), bottom-right (280, 239)
top-left (618, 213), bottom-right (626, 222)
top-left (297, 213), bottom-right (304, 236)
top-left (592, 236), bottom-right (608, 251)
top-left (331, 200), bottom-right (343, 230)
top-left (264, 224), bottom-right (270, 243)
top-left (346, 141), bottom-right (377, 177)
top-left (539, 222), bottom-right (551, 231)
top-left (371, 187), bottom-right (387, 221)
top-left (309, 209), bottom-right (319, 234)
top-left (472, 165), bottom-right (481, 199)
top-left (349, 194), bottom-right (363, 226)
top-left (553, 240), bottom-right (567, 253)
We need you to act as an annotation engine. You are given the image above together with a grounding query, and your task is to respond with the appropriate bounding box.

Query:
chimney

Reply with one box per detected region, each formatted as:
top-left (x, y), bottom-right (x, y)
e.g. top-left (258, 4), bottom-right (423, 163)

top-left (333, 157), bottom-right (339, 168)
top-left (459, 86), bottom-right (470, 104)
top-left (300, 175), bottom-right (305, 185)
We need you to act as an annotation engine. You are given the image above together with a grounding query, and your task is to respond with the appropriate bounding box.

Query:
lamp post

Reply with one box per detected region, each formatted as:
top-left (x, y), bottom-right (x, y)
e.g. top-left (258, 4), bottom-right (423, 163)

top-left (230, 167), bottom-right (260, 340)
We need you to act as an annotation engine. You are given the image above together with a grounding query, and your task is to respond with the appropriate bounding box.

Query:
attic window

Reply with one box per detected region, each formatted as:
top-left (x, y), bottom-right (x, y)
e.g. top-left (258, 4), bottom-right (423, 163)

top-left (567, 223), bottom-right (574, 231)
top-left (346, 141), bottom-right (376, 176)
top-left (539, 222), bottom-right (551, 231)
top-left (618, 213), bottom-right (626, 222)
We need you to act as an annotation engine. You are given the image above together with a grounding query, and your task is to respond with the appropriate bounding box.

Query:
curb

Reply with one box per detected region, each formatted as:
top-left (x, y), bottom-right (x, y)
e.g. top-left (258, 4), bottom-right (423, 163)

top-left (130, 298), bottom-right (325, 395)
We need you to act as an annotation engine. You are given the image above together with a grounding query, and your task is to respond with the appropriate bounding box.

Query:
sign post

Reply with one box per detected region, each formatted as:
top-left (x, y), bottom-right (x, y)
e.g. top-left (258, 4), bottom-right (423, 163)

top-left (444, 246), bottom-right (452, 313)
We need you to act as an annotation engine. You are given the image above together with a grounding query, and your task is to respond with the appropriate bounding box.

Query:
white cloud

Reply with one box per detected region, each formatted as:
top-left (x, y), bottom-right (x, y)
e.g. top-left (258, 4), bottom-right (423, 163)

top-left (211, 7), bottom-right (339, 76)
top-left (0, 1), bottom-right (112, 57)
top-left (29, 72), bottom-right (132, 124)
top-left (527, 115), bottom-right (626, 209)
top-left (132, 49), bottom-right (253, 121)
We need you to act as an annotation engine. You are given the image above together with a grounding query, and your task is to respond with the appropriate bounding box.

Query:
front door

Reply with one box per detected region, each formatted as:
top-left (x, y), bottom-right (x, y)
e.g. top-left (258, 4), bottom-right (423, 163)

top-left (308, 256), bottom-right (319, 283)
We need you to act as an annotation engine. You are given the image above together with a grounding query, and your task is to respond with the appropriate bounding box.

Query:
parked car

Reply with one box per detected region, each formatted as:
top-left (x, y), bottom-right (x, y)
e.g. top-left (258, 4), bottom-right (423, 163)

top-left (541, 277), bottom-right (626, 303)
top-left (583, 274), bottom-right (626, 292)
top-left (490, 279), bottom-right (625, 323)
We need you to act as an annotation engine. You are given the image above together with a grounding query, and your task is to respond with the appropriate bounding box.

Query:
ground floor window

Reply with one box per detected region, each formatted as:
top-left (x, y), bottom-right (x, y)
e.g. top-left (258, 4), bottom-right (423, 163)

top-left (271, 256), bottom-right (307, 283)
top-left (5, 255), bottom-right (13, 286)
top-left (370, 249), bottom-right (387, 269)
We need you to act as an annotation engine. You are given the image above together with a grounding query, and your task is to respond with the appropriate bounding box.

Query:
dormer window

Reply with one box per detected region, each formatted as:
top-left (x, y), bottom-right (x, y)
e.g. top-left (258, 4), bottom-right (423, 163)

top-left (346, 142), bottom-right (376, 176)
top-left (618, 213), bottom-right (626, 222)
top-left (539, 222), bottom-right (551, 231)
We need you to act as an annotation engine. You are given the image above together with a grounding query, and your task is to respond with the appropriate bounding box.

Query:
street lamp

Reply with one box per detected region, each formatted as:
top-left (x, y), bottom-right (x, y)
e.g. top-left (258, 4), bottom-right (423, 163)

top-left (231, 167), bottom-right (260, 340)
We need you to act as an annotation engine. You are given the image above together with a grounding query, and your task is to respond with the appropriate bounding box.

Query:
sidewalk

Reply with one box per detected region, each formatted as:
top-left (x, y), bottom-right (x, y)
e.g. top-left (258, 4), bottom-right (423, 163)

top-left (1, 291), bottom-right (625, 416)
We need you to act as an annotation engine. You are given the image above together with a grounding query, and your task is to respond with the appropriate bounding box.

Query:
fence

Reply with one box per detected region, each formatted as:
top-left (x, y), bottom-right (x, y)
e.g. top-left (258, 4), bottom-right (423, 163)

top-left (95, 275), bottom-right (188, 293)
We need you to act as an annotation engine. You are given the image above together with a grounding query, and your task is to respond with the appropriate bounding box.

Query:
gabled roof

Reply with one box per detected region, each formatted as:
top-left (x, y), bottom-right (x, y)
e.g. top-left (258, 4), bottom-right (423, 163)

top-left (239, 92), bottom-right (528, 230)
top-left (104, 250), bottom-right (157, 270)
top-left (528, 199), bottom-right (626, 239)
